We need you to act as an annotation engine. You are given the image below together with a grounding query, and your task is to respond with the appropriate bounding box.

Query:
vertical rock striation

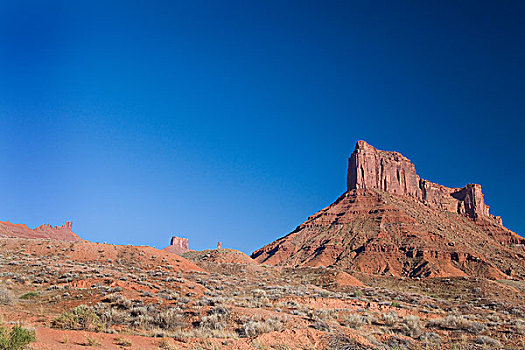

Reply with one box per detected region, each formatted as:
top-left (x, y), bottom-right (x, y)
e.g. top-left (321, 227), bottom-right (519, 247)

top-left (347, 141), bottom-right (496, 222)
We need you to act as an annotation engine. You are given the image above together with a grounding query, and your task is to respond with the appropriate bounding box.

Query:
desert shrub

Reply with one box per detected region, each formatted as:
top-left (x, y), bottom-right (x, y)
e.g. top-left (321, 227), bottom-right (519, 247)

top-left (83, 334), bottom-right (101, 347)
top-left (200, 313), bottom-right (226, 330)
top-left (0, 324), bottom-right (36, 350)
top-left (0, 288), bottom-right (14, 305)
top-left (382, 311), bottom-right (399, 326)
top-left (326, 333), bottom-right (368, 350)
top-left (427, 315), bottom-right (486, 333)
top-left (130, 306), bottom-right (148, 317)
top-left (154, 308), bottom-right (187, 330)
top-left (169, 326), bottom-right (238, 340)
top-left (344, 314), bottom-right (371, 329)
top-left (312, 320), bottom-right (332, 332)
top-left (400, 315), bottom-right (423, 338)
top-left (243, 317), bottom-right (284, 338)
top-left (418, 332), bottom-right (441, 346)
top-left (158, 338), bottom-right (177, 349)
top-left (315, 309), bottom-right (336, 320)
top-left (52, 305), bottom-right (104, 332)
top-left (467, 321), bottom-right (488, 333)
top-left (241, 289), bottom-right (271, 308)
top-left (113, 336), bottom-right (132, 347)
top-left (386, 335), bottom-right (414, 349)
top-left (200, 306), bottom-right (231, 331)
top-left (209, 305), bottom-right (231, 320)
top-left (279, 299), bottom-right (301, 310)
top-left (102, 293), bottom-right (132, 309)
top-left (513, 319), bottom-right (525, 335)
top-left (251, 289), bottom-right (266, 298)
top-left (475, 335), bottom-right (502, 348)
top-left (19, 292), bottom-right (39, 300)
top-left (97, 306), bottom-right (129, 327)
top-left (134, 314), bottom-right (155, 329)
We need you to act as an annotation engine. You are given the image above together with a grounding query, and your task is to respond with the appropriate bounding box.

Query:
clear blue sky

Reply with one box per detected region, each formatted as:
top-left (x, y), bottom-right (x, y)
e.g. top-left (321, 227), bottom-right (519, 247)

top-left (0, 1), bottom-right (523, 253)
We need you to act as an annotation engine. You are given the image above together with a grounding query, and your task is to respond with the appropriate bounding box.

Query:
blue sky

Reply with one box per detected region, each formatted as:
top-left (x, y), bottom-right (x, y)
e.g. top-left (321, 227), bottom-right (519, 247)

top-left (0, 1), bottom-right (523, 253)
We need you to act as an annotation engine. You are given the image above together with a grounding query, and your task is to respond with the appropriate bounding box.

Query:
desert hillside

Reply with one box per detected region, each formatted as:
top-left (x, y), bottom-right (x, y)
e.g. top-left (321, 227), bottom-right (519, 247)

top-left (252, 141), bottom-right (524, 280)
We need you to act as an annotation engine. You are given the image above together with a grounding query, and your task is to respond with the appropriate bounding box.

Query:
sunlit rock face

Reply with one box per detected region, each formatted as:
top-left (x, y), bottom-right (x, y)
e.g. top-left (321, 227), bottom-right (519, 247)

top-left (348, 140), bottom-right (494, 222)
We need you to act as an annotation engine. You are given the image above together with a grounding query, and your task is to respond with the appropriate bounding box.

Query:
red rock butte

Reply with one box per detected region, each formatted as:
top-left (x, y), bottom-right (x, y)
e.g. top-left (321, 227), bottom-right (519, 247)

top-left (252, 141), bottom-right (525, 279)
top-left (0, 220), bottom-right (82, 242)
top-left (348, 140), bottom-right (494, 222)
top-left (162, 236), bottom-right (193, 255)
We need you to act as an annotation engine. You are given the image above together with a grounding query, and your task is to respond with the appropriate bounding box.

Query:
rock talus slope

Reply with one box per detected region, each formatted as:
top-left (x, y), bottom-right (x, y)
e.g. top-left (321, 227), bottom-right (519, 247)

top-left (252, 141), bottom-right (524, 279)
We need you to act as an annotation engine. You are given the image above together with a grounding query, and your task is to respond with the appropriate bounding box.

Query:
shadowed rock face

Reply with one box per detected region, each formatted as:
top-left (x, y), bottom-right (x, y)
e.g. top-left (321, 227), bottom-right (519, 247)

top-left (0, 221), bottom-right (82, 241)
top-left (253, 141), bottom-right (525, 279)
top-left (163, 236), bottom-right (193, 255)
top-left (348, 141), bottom-right (494, 222)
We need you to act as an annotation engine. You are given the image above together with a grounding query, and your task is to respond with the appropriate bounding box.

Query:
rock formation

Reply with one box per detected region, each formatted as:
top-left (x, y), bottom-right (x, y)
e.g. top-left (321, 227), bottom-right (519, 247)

top-left (183, 248), bottom-right (259, 266)
top-left (252, 141), bottom-right (525, 279)
top-left (162, 236), bottom-right (193, 255)
top-left (0, 220), bottom-right (82, 241)
top-left (348, 140), bottom-right (495, 221)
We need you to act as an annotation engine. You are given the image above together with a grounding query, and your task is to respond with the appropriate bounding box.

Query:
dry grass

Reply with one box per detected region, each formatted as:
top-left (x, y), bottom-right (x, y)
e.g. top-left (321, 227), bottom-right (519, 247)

top-left (83, 334), bottom-right (101, 347)
top-left (243, 316), bottom-right (284, 338)
top-left (427, 315), bottom-right (486, 333)
top-left (0, 288), bottom-right (14, 305)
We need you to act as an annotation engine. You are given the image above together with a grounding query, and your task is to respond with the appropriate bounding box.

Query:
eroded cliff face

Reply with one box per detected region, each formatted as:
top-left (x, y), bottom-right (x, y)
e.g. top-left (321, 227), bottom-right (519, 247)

top-left (348, 141), bottom-right (420, 197)
top-left (348, 141), bottom-right (495, 222)
top-left (253, 141), bottom-right (525, 279)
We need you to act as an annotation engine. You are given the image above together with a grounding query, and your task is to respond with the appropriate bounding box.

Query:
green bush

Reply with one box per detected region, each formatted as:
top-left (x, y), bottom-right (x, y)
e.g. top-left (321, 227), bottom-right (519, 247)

top-left (0, 324), bottom-right (36, 350)
top-left (19, 292), bottom-right (39, 300)
top-left (52, 305), bottom-right (104, 332)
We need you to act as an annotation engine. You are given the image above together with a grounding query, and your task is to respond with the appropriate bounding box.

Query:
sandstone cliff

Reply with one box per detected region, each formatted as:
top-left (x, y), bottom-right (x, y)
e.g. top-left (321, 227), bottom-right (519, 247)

top-left (252, 141), bottom-right (524, 279)
top-left (348, 141), bottom-right (495, 221)
top-left (0, 220), bottom-right (82, 241)
top-left (162, 236), bottom-right (193, 255)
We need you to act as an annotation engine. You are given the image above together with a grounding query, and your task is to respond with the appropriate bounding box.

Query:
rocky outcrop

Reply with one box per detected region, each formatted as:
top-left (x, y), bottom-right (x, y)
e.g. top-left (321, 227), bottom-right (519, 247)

top-left (348, 141), bottom-right (496, 222)
top-left (162, 236), bottom-right (193, 255)
top-left (183, 248), bottom-right (259, 266)
top-left (253, 141), bottom-right (525, 279)
top-left (0, 220), bottom-right (82, 241)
